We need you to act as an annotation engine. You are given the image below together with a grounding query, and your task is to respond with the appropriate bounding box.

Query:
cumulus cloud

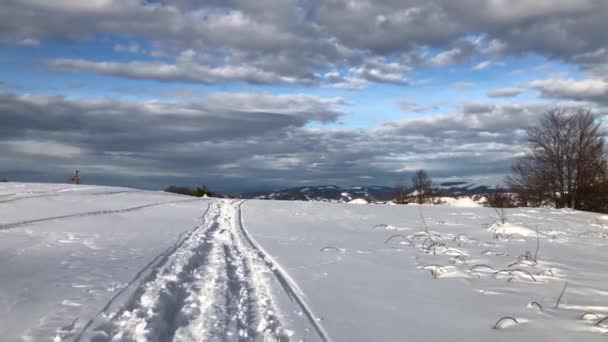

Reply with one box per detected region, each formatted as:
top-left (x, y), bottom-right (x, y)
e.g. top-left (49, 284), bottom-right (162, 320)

top-left (2, 140), bottom-right (86, 158)
top-left (531, 78), bottom-right (608, 103)
top-left (0, 0), bottom-right (606, 85)
top-left (113, 43), bottom-right (139, 54)
top-left (427, 37), bottom-right (482, 67)
top-left (2, 0), bottom-right (335, 85)
top-left (429, 47), bottom-right (468, 66)
top-left (472, 60), bottom-right (492, 70)
top-left (47, 59), bottom-right (312, 85)
top-left (462, 103), bottom-right (496, 114)
top-left (396, 100), bottom-right (439, 113)
top-left (452, 82), bottom-right (475, 90)
top-left (323, 71), bottom-right (368, 90)
top-left (349, 57), bottom-right (410, 84)
top-left (379, 102), bottom-right (546, 140)
top-left (17, 38), bottom-right (40, 46)
top-left (487, 87), bottom-right (527, 98)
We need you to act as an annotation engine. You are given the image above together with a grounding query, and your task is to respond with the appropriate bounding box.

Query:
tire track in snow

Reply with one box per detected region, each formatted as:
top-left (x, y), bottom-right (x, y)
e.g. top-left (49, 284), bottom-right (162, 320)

top-left (235, 201), bottom-right (332, 342)
top-left (0, 198), bottom-right (202, 231)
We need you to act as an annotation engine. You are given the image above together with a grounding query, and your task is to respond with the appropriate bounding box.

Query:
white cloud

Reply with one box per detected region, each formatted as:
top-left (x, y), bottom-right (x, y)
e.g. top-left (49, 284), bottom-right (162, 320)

top-left (113, 43), bottom-right (139, 54)
top-left (17, 38), bottom-right (40, 46)
top-left (47, 59), bottom-right (312, 85)
top-left (0, 0), bottom-right (605, 87)
top-left (487, 87), bottom-right (526, 98)
top-left (323, 71), bottom-right (368, 90)
top-left (396, 100), bottom-right (439, 113)
top-left (472, 60), bottom-right (492, 70)
top-left (3, 140), bottom-right (85, 158)
top-left (531, 78), bottom-right (608, 102)
top-left (349, 57), bottom-right (410, 84)
top-left (430, 48), bottom-right (465, 66)
top-left (452, 82), bottom-right (475, 90)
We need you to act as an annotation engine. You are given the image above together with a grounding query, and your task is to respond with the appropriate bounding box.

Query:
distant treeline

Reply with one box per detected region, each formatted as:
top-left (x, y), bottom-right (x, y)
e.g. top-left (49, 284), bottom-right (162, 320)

top-left (164, 184), bottom-right (232, 198)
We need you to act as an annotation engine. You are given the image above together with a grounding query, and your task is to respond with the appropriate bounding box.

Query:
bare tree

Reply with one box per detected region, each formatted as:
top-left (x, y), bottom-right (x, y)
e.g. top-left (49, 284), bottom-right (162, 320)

top-left (411, 169), bottom-right (433, 204)
top-left (69, 170), bottom-right (80, 185)
top-left (393, 181), bottom-right (408, 204)
top-left (507, 108), bottom-right (607, 210)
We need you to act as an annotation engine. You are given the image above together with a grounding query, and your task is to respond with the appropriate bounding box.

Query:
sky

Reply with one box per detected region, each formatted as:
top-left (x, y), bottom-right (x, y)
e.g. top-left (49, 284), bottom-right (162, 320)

top-left (1, 0), bottom-right (608, 193)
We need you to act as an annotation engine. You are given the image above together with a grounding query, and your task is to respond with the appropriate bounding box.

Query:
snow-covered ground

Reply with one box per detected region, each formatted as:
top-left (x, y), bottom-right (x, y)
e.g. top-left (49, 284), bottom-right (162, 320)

top-left (1, 183), bottom-right (608, 341)
top-left (439, 196), bottom-right (482, 207)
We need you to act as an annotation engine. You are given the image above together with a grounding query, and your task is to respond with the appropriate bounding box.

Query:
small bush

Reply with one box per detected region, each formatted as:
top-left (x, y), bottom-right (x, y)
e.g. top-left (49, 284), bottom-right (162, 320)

top-left (164, 184), bottom-right (217, 197)
top-left (485, 186), bottom-right (515, 208)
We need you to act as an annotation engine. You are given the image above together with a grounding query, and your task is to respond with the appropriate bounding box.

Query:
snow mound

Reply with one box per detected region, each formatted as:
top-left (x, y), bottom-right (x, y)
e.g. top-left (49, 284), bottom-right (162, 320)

top-left (441, 197), bottom-right (481, 207)
top-left (347, 198), bottom-right (368, 204)
top-left (489, 222), bottom-right (537, 238)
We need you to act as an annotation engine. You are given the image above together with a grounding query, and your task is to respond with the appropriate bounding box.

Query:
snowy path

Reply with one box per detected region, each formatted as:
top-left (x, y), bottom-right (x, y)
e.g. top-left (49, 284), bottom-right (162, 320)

top-left (79, 200), bottom-right (329, 342)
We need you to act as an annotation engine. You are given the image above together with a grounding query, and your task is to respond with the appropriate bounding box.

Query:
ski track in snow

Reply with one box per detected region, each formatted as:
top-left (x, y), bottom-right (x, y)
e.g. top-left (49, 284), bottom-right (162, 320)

top-left (0, 189), bottom-right (146, 204)
top-left (0, 198), bottom-right (201, 231)
top-left (79, 199), bottom-right (329, 342)
top-left (0, 186), bottom-right (106, 202)
top-left (236, 201), bottom-right (332, 342)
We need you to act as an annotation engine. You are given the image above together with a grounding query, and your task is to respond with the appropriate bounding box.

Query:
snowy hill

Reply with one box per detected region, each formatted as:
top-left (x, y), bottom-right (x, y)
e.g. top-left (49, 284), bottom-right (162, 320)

top-left (1, 182), bottom-right (608, 341)
top-left (243, 182), bottom-right (495, 202)
top-left (437, 180), bottom-right (495, 195)
top-left (242, 185), bottom-right (394, 202)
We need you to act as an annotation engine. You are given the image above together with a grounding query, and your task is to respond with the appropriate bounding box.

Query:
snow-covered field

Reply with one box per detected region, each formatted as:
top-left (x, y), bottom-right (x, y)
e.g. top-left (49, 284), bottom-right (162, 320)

top-left (1, 183), bottom-right (608, 341)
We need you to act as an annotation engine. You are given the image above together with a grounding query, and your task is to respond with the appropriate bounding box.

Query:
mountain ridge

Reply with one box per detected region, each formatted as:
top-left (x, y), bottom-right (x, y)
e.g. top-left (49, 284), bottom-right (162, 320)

top-left (241, 181), bottom-right (497, 202)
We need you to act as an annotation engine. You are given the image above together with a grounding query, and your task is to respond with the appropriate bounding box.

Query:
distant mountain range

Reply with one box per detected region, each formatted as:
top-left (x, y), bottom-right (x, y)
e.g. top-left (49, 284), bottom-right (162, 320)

top-left (241, 181), bottom-right (496, 202)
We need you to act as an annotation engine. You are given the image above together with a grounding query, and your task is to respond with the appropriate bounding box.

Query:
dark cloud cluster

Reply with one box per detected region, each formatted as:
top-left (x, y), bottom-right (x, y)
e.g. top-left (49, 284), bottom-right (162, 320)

top-left (0, 91), bottom-right (344, 148)
top-left (0, 91), bottom-right (557, 191)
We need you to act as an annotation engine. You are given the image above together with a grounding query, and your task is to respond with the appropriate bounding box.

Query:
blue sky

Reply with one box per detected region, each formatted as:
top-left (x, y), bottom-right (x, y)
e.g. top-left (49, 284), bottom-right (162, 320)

top-left (1, 1), bottom-right (607, 192)
top-left (1, 42), bottom-right (575, 125)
